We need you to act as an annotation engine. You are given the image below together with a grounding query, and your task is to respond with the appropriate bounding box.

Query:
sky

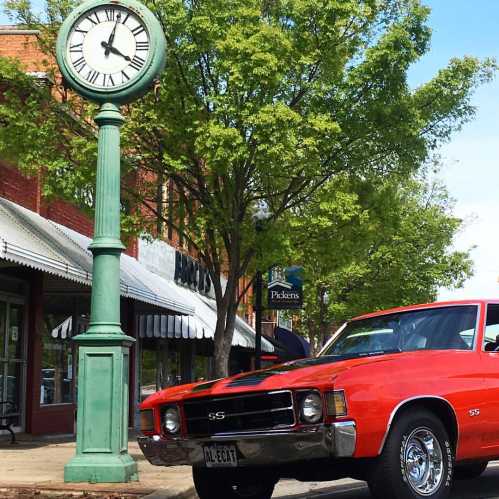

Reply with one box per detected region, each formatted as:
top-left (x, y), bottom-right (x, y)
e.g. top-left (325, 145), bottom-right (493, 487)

top-left (1, 0), bottom-right (498, 299)
top-left (407, 0), bottom-right (499, 299)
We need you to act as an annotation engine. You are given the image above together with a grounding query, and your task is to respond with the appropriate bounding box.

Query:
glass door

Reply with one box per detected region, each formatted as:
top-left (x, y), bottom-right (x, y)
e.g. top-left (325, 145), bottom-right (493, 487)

top-left (0, 298), bottom-right (26, 429)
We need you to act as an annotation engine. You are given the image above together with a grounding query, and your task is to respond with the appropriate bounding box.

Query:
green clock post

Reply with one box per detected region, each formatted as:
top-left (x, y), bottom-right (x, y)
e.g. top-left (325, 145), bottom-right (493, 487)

top-left (56, 0), bottom-right (166, 483)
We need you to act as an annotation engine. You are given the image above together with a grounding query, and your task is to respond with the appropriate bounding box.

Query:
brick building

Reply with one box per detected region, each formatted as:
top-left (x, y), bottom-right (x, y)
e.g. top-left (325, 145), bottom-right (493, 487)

top-left (0, 26), bottom-right (274, 437)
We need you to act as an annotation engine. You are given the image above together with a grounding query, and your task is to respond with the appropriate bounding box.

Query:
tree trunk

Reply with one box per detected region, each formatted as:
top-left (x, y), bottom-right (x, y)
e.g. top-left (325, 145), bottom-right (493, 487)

top-left (213, 299), bottom-right (229, 378)
top-left (212, 277), bottom-right (239, 378)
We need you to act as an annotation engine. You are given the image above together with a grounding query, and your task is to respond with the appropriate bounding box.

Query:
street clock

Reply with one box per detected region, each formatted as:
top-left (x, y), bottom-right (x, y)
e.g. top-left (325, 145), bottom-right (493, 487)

top-left (56, 0), bottom-right (165, 103)
top-left (56, 0), bottom-right (166, 484)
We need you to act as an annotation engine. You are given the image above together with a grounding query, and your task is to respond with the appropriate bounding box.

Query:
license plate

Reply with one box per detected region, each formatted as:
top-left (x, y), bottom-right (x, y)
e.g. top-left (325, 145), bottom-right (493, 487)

top-left (203, 444), bottom-right (238, 468)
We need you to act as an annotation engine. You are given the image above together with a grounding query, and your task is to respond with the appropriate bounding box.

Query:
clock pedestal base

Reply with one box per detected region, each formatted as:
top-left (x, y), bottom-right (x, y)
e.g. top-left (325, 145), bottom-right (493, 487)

top-left (65, 453), bottom-right (138, 483)
top-left (64, 335), bottom-right (138, 483)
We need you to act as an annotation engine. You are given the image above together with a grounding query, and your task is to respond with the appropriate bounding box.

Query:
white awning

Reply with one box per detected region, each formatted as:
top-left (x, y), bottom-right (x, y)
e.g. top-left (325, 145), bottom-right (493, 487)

top-left (137, 288), bottom-right (275, 352)
top-left (0, 196), bottom-right (194, 315)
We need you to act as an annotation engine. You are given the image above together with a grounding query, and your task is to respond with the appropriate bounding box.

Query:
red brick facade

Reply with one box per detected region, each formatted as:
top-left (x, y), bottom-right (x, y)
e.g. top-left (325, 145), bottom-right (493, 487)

top-left (0, 27), bottom-right (141, 256)
top-left (0, 27), bottom-right (44, 71)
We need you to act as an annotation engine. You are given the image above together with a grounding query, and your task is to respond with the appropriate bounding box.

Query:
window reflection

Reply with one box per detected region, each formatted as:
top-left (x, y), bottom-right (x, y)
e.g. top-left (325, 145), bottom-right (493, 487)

top-left (140, 339), bottom-right (180, 401)
top-left (40, 295), bottom-right (89, 405)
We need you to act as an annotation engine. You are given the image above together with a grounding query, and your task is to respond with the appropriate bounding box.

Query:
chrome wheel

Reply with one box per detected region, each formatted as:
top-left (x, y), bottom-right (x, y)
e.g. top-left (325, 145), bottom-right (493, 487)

top-left (403, 427), bottom-right (444, 496)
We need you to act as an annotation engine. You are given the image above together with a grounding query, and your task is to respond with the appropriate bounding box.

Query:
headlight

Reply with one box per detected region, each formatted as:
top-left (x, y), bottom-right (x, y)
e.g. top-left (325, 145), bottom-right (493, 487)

top-left (163, 405), bottom-right (181, 434)
top-left (300, 392), bottom-right (323, 424)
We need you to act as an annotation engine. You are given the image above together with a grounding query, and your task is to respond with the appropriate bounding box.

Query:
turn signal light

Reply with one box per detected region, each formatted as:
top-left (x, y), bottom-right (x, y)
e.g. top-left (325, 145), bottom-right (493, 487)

top-left (140, 409), bottom-right (154, 432)
top-left (326, 390), bottom-right (347, 417)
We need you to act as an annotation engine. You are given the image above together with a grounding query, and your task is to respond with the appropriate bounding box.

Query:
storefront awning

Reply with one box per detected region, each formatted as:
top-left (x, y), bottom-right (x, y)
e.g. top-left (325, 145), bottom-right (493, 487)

top-left (137, 290), bottom-right (275, 352)
top-left (274, 326), bottom-right (310, 358)
top-left (0, 196), bottom-right (194, 315)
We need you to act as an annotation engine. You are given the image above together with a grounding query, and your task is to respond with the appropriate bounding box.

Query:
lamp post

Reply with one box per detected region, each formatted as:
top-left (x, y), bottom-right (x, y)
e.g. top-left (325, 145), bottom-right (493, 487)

top-left (319, 286), bottom-right (330, 350)
top-left (252, 201), bottom-right (271, 370)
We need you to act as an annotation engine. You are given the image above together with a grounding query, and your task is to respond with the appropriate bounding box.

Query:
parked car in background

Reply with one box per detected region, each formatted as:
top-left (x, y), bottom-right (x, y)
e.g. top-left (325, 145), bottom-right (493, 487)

top-left (138, 300), bottom-right (499, 499)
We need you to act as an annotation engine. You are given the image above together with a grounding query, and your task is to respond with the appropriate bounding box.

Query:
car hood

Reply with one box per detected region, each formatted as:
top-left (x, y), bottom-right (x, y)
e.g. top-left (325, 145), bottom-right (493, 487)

top-left (140, 352), bottom-right (402, 408)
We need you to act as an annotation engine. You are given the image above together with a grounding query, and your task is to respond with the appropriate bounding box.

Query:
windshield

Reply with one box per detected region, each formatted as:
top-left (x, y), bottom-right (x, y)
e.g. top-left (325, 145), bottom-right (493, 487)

top-left (321, 305), bottom-right (478, 357)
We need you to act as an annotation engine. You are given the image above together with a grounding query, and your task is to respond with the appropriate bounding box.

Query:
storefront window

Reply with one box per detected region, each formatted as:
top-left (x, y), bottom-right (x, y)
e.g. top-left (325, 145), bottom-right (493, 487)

top-left (40, 295), bottom-right (89, 405)
top-left (140, 339), bottom-right (181, 401)
top-left (194, 355), bottom-right (210, 382)
top-left (0, 298), bottom-right (25, 426)
top-left (141, 348), bottom-right (157, 401)
top-left (7, 304), bottom-right (24, 360)
top-left (0, 303), bottom-right (5, 404)
top-left (0, 302), bottom-right (5, 360)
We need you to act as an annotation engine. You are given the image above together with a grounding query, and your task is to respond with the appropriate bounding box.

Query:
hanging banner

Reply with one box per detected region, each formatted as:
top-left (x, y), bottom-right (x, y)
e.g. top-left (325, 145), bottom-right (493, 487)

top-left (267, 266), bottom-right (303, 309)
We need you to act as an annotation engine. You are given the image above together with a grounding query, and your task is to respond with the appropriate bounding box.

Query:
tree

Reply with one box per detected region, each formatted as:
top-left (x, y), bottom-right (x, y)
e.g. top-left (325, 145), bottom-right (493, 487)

top-left (1, 0), bottom-right (494, 376)
top-left (291, 172), bottom-right (473, 354)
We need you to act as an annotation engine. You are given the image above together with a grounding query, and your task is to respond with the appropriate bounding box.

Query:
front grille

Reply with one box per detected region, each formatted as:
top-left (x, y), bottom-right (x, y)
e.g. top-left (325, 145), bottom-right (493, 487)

top-left (182, 390), bottom-right (295, 436)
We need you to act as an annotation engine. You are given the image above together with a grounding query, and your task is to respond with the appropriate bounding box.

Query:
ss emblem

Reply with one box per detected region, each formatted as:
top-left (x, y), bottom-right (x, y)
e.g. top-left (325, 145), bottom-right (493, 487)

top-left (208, 411), bottom-right (226, 421)
top-left (469, 409), bottom-right (480, 417)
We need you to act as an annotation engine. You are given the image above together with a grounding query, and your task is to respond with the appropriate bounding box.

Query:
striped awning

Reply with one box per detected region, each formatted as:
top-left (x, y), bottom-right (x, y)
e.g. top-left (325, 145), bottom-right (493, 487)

top-left (137, 292), bottom-right (275, 352)
top-left (0, 196), bottom-right (194, 315)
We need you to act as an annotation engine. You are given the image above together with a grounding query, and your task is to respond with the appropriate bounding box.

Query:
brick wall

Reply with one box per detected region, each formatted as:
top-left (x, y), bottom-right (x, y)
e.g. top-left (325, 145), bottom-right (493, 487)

top-left (44, 199), bottom-right (93, 238)
top-left (0, 29), bottom-right (138, 257)
top-left (0, 28), bottom-right (45, 70)
top-left (0, 160), bottom-right (40, 212)
top-left (0, 160), bottom-right (139, 256)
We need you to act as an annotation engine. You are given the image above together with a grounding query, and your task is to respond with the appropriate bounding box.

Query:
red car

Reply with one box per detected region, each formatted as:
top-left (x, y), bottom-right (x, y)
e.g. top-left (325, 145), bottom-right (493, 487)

top-left (138, 300), bottom-right (499, 499)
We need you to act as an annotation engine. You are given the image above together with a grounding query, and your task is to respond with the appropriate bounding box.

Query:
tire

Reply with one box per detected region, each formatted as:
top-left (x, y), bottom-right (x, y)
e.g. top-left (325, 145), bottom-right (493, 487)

top-left (454, 461), bottom-right (488, 480)
top-left (192, 467), bottom-right (276, 499)
top-left (368, 409), bottom-right (454, 499)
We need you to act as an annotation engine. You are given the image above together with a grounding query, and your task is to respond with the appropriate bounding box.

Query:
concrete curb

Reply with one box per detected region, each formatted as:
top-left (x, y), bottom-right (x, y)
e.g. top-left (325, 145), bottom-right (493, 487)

top-left (142, 487), bottom-right (197, 499)
top-left (0, 484), bottom-right (152, 497)
top-left (0, 484), bottom-right (198, 499)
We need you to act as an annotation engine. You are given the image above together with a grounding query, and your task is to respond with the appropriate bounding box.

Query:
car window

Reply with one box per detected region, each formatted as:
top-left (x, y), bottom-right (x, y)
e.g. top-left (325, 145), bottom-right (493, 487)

top-left (483, 304), bottom-right (499, 352)
top-left (322, 305), bottom-right (478, 357)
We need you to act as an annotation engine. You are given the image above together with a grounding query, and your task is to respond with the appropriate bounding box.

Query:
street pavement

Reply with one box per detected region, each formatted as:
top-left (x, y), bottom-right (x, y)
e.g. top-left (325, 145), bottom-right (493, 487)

top-left (273, 462), bottom-right (499, 498)
top-left (3, 433), bottom-right (499, 499)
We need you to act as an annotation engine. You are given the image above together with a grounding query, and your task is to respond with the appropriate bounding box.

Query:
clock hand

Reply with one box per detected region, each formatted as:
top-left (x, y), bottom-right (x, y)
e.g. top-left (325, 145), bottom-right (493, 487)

top-left (101, 41), bottom-right (131, 61)
top-left (105, 11), bottom-right (121, 56)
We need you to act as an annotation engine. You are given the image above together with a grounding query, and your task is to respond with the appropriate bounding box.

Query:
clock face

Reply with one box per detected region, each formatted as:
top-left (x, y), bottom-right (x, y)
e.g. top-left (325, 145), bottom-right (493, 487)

top-left (66, 5), bottom-right (151, 90)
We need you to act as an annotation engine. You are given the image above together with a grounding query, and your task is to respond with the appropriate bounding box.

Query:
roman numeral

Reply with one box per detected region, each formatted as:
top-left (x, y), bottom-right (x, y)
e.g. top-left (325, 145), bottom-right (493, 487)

top-left (69, 43), bottom-right (83, 53)
top-left (105, 9), bottom-right (115, 21)
top-left (131, 25), bottom-right (145, 36)
top-left (86, 70), bottom-right (100, 84)
top-left (87, 12), bottom-right (100, 25)
top-left (75, 28), bottom-right (88, 34)
top-left (122, 13), bottom-right (130, 25)
top-left (130, 55), bottom-right (145, 71)
top-left (101, 74), bottom-right (115, 87)
top-left (136, 41), bottom-right (149, 51)
top-left (73, 57), bottom-right (86, 72)
top-left (121, 70), bottom-right (130, 83)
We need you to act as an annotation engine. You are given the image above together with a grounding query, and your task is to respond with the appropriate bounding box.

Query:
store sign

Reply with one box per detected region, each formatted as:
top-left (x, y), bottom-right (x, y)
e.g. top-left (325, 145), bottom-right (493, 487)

top-left (267, 266), bottom-right (303, 310)
top-left (174, 251), bottom-right (212, 294)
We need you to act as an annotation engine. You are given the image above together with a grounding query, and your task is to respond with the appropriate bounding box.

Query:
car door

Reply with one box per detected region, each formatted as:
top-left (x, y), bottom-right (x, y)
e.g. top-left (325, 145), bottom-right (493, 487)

top-left (477, 303), bottom-right (499, 455)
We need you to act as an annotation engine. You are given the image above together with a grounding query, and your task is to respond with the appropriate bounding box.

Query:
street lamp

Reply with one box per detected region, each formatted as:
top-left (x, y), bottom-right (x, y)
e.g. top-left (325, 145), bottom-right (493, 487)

top-left (252, 201), bottom-right (271, 370)
top-left (319, 286), bottom-right (330, 349)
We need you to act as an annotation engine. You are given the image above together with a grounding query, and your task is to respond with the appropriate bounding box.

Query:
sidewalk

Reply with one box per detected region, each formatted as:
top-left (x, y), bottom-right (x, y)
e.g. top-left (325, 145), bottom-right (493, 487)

top-left (0, 433), bottom-right (196, 499)
top-left (0, 433), bottom-right (361, 498)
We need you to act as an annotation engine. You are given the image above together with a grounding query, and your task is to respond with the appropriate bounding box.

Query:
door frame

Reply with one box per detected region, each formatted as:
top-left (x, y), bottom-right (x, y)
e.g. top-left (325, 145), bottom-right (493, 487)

top-left (0, 290), bottom-right (28, 434)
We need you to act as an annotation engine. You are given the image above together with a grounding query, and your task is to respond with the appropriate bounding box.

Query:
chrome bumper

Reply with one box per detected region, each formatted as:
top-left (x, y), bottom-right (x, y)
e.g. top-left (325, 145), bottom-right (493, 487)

top-left (138, 422), bottom-right (356, 467)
